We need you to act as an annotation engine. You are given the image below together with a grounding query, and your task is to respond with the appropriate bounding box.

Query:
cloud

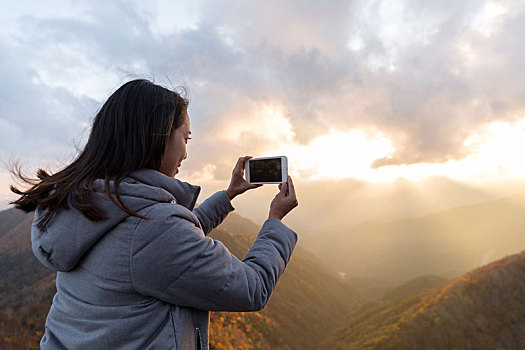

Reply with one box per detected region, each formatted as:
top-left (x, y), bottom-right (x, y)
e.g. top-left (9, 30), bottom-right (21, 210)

top-left (2, 0), bottom-right (525, 192)
top-left (193, 0), bottom-right (525, 167)
top-left (177, 0), bottom-right (525, 170)
top-left (0, 38), bottom-right (97, 166)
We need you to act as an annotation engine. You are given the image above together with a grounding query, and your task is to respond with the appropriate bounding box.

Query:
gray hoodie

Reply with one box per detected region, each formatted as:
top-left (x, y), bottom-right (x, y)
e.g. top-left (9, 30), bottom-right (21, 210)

top-left (32, 168), bottom-right (297, 349)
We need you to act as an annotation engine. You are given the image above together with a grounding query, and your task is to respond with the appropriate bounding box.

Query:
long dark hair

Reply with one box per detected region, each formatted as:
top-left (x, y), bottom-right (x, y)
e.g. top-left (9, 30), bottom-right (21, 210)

top-left (10, 79), bottom-right (188, 229)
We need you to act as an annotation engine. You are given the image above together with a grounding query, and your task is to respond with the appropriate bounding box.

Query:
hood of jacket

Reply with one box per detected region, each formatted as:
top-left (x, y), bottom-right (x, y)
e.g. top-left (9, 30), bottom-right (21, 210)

top-left (31, 168), bottom-right (201, 272)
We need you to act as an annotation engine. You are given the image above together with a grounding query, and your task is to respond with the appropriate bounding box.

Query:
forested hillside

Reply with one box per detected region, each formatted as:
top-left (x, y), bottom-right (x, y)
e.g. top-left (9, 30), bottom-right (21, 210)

top-left (0, 210), bottom-right (44, 300)
top-left (0, 208), bottom-right (362, 349)
top-left (325, 251), bottom-right (525, 349)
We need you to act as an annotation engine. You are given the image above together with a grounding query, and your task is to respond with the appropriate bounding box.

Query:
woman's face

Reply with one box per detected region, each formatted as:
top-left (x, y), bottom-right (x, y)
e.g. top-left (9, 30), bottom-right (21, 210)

top-left (160, 113), bottom-right (191, 178)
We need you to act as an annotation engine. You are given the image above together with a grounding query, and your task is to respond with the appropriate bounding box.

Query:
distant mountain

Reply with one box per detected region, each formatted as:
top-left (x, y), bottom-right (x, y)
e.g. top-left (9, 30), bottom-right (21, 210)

top-left (379, 274), bottom-right (449, 302)
top-left (0, 208), bottom-right (34, 252)
top-left (0, 207), bottom-right (32, 238)
top-left (216, 212), bottom-right (261, 236)
top-left (324, 250), bottom-right (525, 349)
top-left (281, 177), bottom-right (525, 238)
top-left (305, 194), bottom-right (525, 285)
top-left (0, 208), bottom-right (50, 301)
top-left (0, 207), bottom-right (363, 350)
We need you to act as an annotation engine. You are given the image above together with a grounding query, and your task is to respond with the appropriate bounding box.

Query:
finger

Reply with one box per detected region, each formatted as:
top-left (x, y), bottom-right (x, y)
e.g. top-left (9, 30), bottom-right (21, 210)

top-left (287, 176), bottom-right (296, 196)
top-left (241, 156), bottom-right (252, 171)
top-left (233, 156), bottom-right (247, 175)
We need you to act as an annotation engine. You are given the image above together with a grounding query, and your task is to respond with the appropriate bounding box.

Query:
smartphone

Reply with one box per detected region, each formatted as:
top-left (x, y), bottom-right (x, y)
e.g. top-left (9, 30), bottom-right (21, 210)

top-left (245, 156), bottom-right (288, 184)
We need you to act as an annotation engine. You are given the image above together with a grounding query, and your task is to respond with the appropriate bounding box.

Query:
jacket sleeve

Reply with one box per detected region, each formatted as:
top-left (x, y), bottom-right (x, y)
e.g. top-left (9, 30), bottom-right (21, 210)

top-left (193, 190), bottom-right (235, 236)
top-left (130, 205), bottom-right (297, 311)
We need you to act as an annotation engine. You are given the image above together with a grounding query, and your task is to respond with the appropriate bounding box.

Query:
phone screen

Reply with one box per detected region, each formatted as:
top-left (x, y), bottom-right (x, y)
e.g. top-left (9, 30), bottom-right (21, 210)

top-left (249, 158), bottom-right (282, 182)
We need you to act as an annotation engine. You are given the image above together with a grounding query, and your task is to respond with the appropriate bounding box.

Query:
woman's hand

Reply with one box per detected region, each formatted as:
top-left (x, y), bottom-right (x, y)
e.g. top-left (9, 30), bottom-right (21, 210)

top-left (269, 176), bottom-right (298, 221)
top-left (225, 156), bottom-right (262, 200)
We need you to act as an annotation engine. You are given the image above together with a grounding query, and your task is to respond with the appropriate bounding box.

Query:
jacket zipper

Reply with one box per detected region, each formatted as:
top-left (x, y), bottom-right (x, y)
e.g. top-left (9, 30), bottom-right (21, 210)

top-left (195, 327), bottom-right (201, 350)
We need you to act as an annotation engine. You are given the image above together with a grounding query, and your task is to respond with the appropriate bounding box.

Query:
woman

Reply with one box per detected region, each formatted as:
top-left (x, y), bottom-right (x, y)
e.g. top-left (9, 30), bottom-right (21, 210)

top-left (11, 79), bottom-right (298, 349)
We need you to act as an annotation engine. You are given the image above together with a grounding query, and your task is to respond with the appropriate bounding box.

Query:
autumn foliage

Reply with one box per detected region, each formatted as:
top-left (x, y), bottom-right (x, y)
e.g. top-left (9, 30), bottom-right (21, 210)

top-left (326, 251), bottom-right (525, 349)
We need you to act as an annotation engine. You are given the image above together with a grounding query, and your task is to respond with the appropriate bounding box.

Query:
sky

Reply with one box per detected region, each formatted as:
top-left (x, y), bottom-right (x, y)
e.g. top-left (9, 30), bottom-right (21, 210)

top-left (2, 0), bottom-right (525, 226)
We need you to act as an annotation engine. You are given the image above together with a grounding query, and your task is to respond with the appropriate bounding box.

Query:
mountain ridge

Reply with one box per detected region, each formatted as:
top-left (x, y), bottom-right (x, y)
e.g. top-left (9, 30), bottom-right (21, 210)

top-left (325, 250), bottom-right (525, 349)
top-left (305, 192), bottom-right (525, 285)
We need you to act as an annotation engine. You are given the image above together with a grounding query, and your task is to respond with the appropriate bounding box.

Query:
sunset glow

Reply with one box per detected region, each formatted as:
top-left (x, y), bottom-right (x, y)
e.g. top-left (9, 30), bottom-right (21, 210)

top-left (3, 0), bottom-right (525, 212)
top-left (257, 115), bottom-right (525, 183)
top-left (280, 130), bottom-right (395, 181)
